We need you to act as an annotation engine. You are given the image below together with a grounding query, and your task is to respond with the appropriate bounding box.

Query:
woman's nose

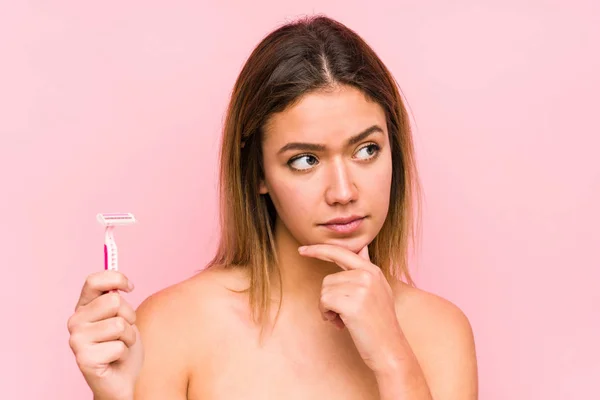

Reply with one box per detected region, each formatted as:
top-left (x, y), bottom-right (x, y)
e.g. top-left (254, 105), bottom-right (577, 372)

top-left (324, 160), bottom-right (358, 206)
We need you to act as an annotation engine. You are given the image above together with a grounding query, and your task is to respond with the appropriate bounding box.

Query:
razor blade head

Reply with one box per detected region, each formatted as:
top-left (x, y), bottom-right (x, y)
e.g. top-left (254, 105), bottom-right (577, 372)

top-left (97, 213), bottom-right (137, 226)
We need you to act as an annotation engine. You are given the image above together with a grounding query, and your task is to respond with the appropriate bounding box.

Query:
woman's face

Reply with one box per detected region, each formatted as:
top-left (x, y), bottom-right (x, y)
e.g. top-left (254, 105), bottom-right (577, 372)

top-left (259, 85), bottom-right (393, 253)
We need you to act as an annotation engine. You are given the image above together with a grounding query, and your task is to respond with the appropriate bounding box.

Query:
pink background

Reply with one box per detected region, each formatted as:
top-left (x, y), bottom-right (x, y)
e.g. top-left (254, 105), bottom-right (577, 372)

top-left (1, 1), bottom-right (598, 398)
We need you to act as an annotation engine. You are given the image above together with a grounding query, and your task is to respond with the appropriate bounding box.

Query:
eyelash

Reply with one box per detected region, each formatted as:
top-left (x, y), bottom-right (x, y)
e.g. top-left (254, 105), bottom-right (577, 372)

top-left (287, 143), bottom-right (382, 172)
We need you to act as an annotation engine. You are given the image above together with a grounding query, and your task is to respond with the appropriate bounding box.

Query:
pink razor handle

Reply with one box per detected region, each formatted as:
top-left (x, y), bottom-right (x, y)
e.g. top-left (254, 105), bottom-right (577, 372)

top-left (97, 212), bottom-right (136, 272)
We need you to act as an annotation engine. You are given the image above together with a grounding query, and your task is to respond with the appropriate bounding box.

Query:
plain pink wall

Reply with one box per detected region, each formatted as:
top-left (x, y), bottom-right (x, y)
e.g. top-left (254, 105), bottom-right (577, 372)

top-left (1, 1), bottom-right (598, 398)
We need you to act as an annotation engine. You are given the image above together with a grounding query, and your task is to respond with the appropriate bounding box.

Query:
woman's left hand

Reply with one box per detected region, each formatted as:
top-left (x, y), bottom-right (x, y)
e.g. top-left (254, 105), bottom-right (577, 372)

top-left (298, 243), bottom-right (408, 375)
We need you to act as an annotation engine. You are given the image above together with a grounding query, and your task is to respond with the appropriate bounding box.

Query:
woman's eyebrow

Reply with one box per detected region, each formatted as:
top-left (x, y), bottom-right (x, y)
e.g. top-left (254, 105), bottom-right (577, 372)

top-left (277, 125), bottom-right (384, 155)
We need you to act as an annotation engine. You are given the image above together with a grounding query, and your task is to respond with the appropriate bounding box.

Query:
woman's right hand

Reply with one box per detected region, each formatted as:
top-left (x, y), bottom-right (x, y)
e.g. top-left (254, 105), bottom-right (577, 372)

top-left (67, 271), bottom-right (144, 400)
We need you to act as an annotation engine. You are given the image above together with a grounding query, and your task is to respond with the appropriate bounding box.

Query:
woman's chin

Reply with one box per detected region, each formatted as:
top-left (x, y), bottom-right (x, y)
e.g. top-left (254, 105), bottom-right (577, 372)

top-left (315, 236), bottom-right (371, 254)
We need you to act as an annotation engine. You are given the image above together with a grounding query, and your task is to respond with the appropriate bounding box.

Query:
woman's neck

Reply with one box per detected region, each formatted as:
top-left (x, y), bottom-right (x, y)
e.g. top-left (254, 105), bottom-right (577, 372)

top-left (270, 219), bottom-right (340, 304)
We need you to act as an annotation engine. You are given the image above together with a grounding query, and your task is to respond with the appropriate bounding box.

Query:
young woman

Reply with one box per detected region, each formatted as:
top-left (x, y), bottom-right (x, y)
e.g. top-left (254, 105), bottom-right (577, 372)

top-left (68, 15), bottom-right (478, 400)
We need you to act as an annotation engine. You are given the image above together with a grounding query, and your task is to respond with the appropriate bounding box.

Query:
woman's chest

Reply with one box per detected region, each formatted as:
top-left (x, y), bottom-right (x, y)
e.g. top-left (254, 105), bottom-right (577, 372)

top-left (187, 330), bottom-right (380, 400)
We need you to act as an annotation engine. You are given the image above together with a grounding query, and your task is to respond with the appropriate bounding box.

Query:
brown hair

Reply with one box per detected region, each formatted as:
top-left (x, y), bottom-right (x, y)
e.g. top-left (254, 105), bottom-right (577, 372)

top-left (207, 15), bottom-right (422, 328)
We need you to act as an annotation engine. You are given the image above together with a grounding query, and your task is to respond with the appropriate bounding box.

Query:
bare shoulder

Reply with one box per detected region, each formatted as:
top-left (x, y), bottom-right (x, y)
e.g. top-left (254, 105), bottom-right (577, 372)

top-left (136, 264), bottom-right (251, 344)
top-left (133, 265), bottom-right (249, 395)
top-left (136, 265), bottom-right (248, 319)
top-left (392, 281), bottom-right (475, 339)
top-left (392, 281), bottom-right (479, 399)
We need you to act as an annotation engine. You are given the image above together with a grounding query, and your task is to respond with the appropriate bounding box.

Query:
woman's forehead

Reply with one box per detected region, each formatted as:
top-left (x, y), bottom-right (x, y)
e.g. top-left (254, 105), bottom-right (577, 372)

top-left (263, 86), bottom-right (386, 147)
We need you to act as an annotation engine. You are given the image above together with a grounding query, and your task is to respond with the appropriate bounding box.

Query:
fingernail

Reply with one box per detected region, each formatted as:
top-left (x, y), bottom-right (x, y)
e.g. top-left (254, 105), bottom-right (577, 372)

top-left (298, 246), bottom-right (306, 253)
top-left (128, 281), bottom-right (134, 291)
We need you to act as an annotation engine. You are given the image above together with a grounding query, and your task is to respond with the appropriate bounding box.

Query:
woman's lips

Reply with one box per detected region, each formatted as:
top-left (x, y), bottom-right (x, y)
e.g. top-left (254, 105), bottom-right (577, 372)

top-left (319, 216), bottom-right (365, 234)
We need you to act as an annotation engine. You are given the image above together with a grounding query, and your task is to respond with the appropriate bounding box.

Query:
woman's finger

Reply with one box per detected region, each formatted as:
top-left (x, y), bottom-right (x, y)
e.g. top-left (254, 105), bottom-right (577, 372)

top-left (299, 244), bottom-right (376, 272)
top-left (322, 269), bottom-right (373, 287)
top-left (76, 340), bottom-right (130, 369)
top-left (69, 316), bottom-right (137, 354)
top-left (76, 270), bottom-right (134, 310)
top-left (88, 317), bottom-right (138, 347)
top-left (69, 292), bottom-right (136, 331)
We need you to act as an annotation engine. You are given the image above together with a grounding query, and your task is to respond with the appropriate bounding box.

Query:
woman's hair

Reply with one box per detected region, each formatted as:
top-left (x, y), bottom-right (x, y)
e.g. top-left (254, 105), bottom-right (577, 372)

top-left (207, 14), bottom-right (422, 327)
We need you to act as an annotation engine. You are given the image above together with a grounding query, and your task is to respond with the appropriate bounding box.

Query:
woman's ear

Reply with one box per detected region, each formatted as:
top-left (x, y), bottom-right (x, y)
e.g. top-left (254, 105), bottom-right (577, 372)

top-left (259, 179), bottom-right (268, 194)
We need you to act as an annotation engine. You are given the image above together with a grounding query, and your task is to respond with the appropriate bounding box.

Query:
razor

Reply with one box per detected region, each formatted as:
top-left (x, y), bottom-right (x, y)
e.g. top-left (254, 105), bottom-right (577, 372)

top-left (96, 213), bottom-right (137, 271)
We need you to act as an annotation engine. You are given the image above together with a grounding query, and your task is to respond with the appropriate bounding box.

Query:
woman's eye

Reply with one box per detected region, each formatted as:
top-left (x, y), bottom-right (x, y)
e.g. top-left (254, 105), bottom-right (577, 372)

top-left (355, 143), bottom-right (380, 160)
top-left (288, 155), bottom-right (319, 171)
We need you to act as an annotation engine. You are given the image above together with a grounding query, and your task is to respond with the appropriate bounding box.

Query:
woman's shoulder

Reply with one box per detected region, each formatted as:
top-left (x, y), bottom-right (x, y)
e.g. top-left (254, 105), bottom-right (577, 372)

top-left (392, 281), bottom-right (478, 395)
top-left (133, 265), bottom-right (251, 357)
top-left (393, 281), bottom-right (473, 332)
top-left (135, 264), bottom-right (249, 324)
top-left (392, 280), bottom-right (475, 349)
top-left (130, 265), bottom-right (250, 390)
